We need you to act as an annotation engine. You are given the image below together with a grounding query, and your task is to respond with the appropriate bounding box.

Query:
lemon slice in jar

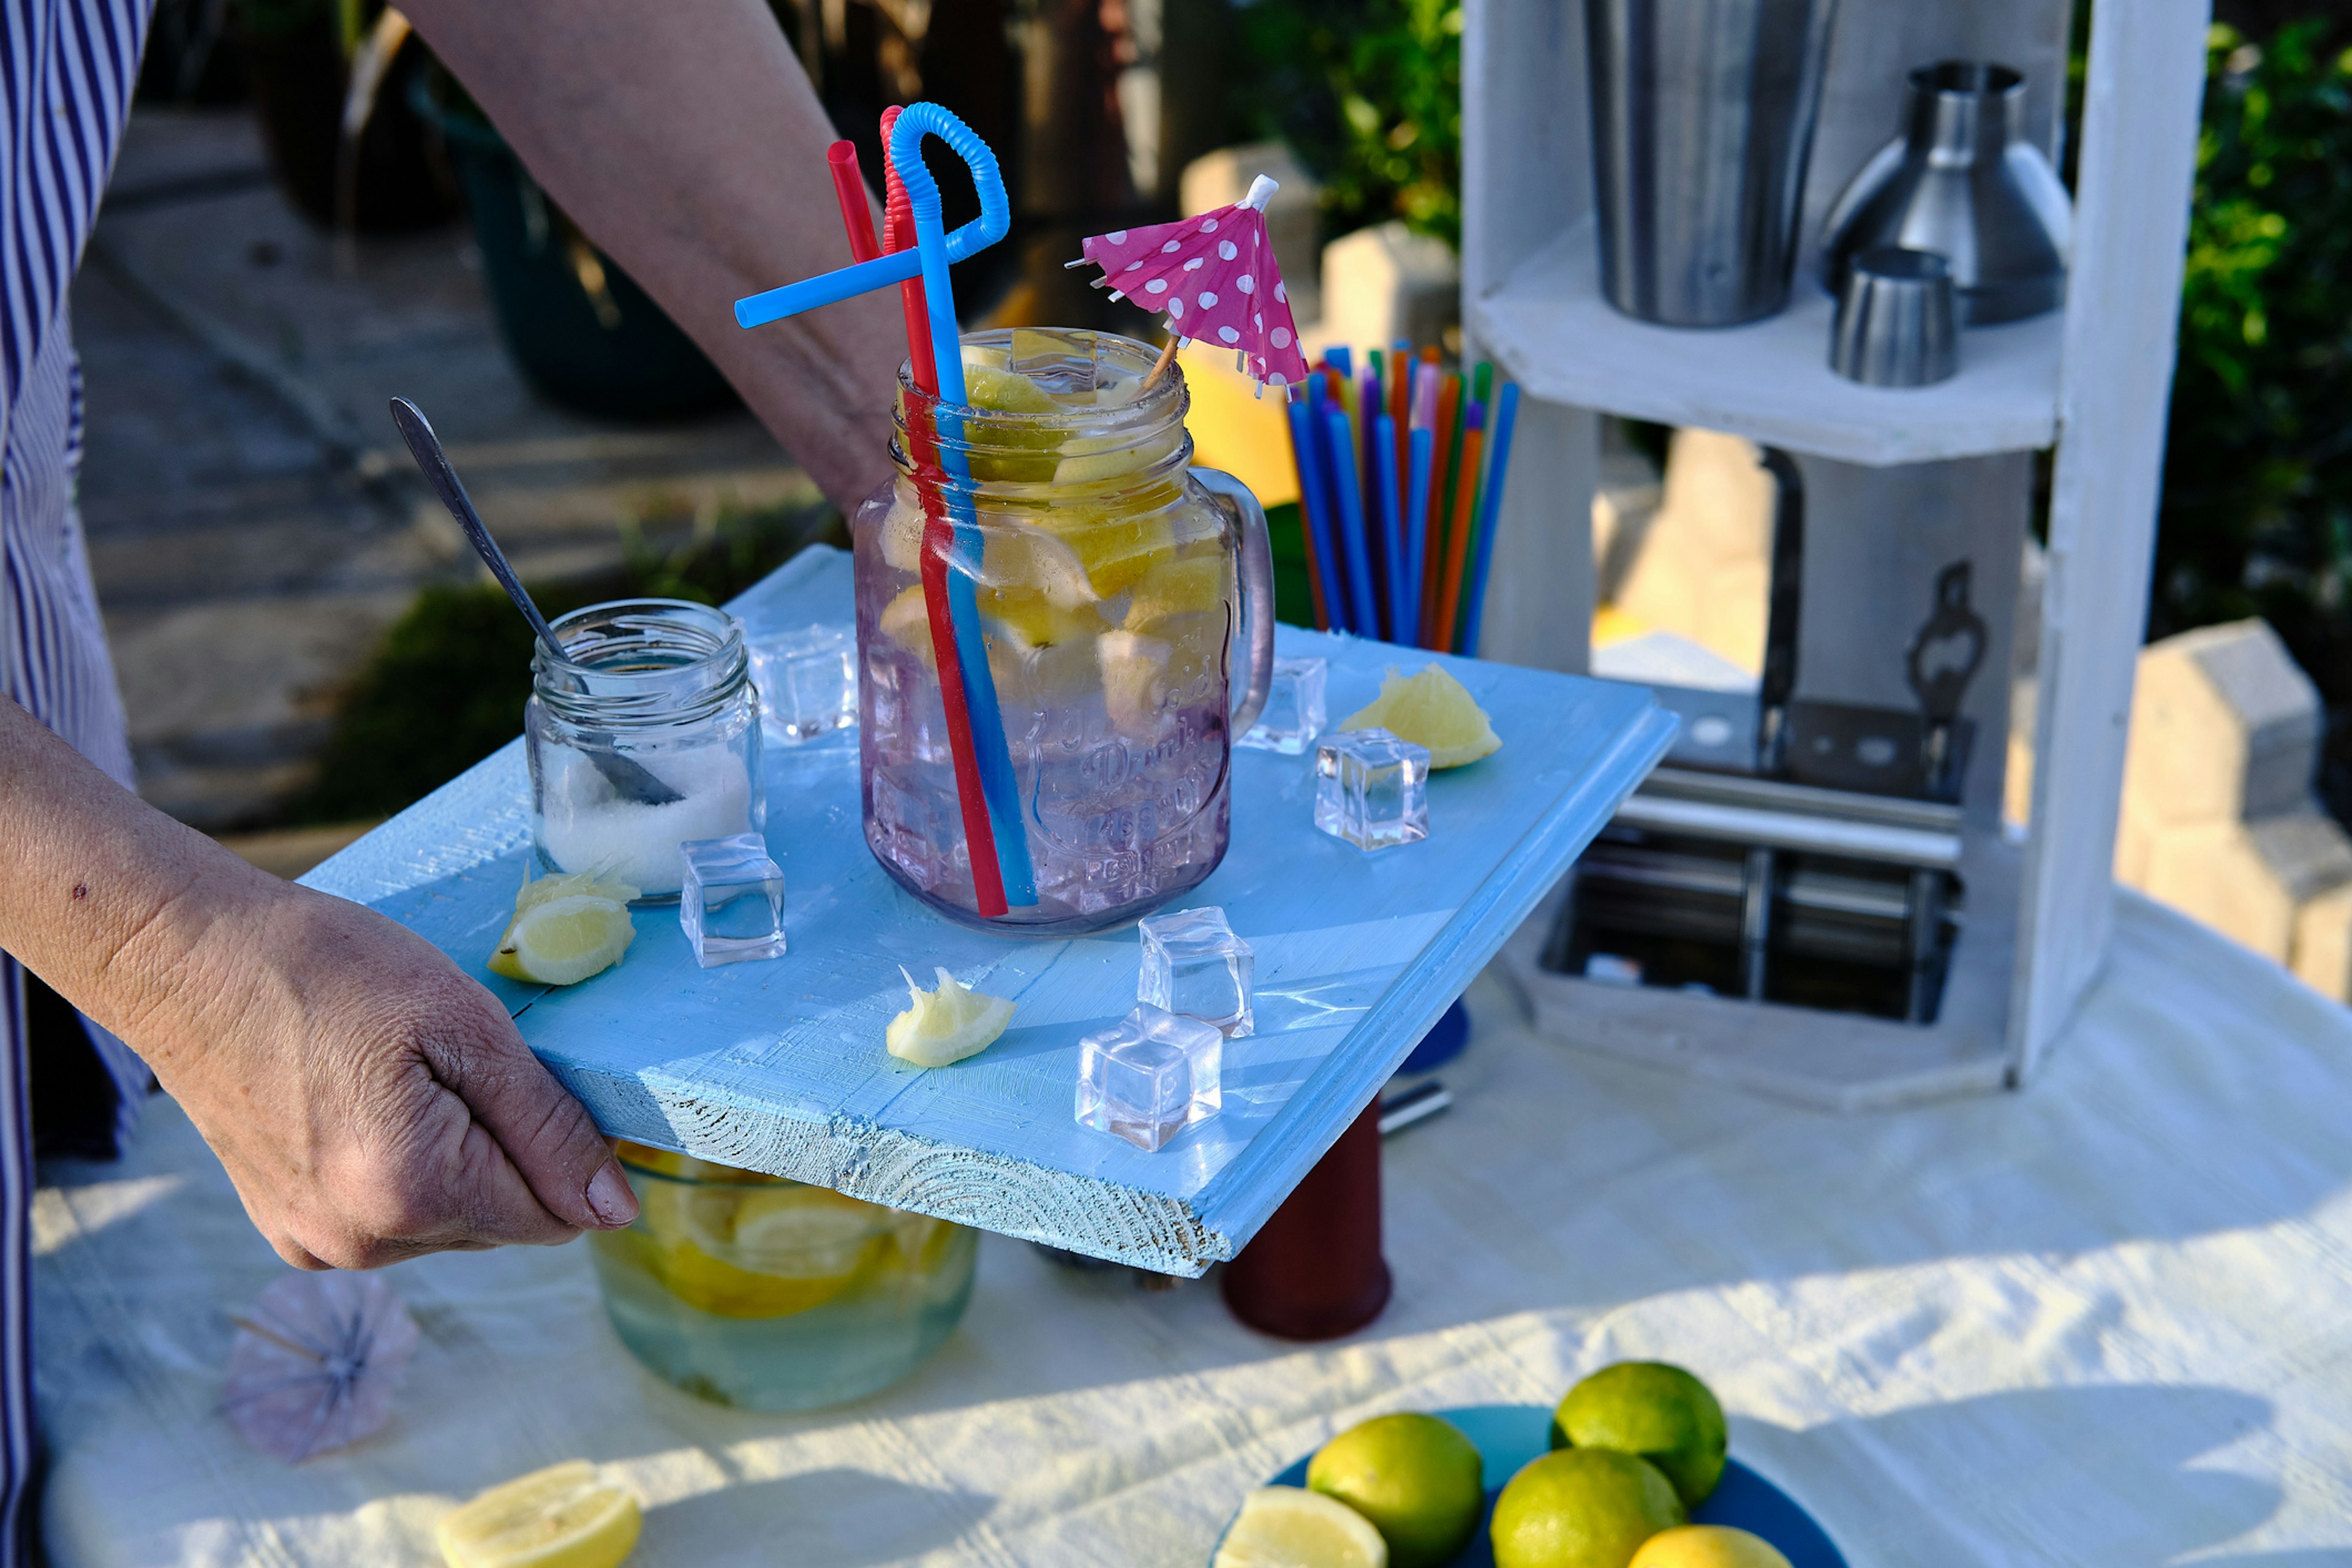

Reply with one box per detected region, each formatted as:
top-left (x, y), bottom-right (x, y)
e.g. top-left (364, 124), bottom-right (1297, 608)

top-left (436, 1460), bottom-right (641, 1568)
top-left (655, 1185), bottom-right (886, 1318)
top-left (487, 867), bottom-right (638, 987)
top-left (886, 966), bottom-right (1016, 1068)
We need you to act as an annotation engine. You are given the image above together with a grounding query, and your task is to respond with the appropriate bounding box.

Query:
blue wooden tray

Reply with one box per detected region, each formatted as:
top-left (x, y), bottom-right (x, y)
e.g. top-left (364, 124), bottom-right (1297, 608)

top-left (1238, 1405), bottom-right (1846, 1567)
top-left (303, 546), bottom-right (1675, 1272)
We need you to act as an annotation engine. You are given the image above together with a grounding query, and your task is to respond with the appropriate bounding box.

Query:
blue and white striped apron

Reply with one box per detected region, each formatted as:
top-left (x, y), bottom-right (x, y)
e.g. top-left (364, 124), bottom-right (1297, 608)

top-left (0, 0), bottom-right (155, 1557)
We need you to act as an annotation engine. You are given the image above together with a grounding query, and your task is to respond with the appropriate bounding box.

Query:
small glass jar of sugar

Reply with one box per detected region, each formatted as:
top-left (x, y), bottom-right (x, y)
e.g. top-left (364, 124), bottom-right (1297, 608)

top-left (526, 600), bottom-right (764, 901)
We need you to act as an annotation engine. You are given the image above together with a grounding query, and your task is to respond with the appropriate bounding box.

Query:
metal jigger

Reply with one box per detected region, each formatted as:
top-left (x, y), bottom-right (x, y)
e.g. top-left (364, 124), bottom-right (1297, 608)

top-left (1830, 247), bottom-right (1959, 388)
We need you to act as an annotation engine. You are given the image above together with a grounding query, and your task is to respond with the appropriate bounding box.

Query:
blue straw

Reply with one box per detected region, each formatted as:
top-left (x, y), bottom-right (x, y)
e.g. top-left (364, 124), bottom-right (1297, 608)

top-left (1373, 412), bottom-right (1409, 643)
top-left (1288, 386), bottom-right (1348, 634)
top-left (1325, 344), bottom-right (1352, 381)
top-left (1323, 405), bottom-right (1379, 636)
top-left (890, 108), bottom-right (1036, 905)
top-left (1404, 424), bottom-right (1433, 645)
top-left (1459, 380), bottom-right (1521, 658)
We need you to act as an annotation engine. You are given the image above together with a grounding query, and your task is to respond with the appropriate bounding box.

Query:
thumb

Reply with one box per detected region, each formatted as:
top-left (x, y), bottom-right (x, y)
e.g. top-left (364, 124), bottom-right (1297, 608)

top-left (430, 987), bottom-right (639, 1234)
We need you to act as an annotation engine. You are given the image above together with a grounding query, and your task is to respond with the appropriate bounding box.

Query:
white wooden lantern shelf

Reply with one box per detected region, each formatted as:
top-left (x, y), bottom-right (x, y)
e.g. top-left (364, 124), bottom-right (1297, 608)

top-left (1461, 0), bottom-right (2212, 1105)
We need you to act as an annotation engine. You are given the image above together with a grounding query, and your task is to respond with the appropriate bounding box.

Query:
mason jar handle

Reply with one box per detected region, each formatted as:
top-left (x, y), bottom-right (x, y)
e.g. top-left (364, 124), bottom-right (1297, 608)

top-left (1190, 467), bottom-right (1276, 740)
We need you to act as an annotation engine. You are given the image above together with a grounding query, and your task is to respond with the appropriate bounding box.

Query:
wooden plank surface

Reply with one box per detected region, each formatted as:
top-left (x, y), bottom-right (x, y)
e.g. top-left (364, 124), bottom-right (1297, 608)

top-left (304, 546), bottom-right (1676, 1273)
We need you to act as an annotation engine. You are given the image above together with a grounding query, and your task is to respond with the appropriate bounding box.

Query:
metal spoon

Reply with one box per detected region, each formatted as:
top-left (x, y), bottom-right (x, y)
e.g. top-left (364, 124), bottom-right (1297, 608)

top-left (388, 397), bottom-right (684, 807)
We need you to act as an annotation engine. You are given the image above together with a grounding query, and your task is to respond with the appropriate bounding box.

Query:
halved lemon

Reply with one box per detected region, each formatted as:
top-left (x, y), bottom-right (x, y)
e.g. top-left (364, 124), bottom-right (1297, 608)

top-left (488, 894), bottom-right (635, 986)
top-left (1214, 1487), bottom-right (1389, 1568)
top-left (886, 965), bottom-right (1016, 1068)
top-left (1338, 665), bottom-right (1502, 769)
top-left (436, 1460), bottom-right (640, 1568)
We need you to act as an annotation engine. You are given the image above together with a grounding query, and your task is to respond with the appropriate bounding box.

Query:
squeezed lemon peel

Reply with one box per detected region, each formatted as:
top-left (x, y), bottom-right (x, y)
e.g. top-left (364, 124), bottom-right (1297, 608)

top-left (886, 966), bottom-right (1016, 1068)
top-left (1337, 664), bottom-right (1503, 769)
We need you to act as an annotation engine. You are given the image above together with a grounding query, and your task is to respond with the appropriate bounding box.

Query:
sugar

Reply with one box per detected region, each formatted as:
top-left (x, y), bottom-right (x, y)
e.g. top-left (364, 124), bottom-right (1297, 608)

top-left (1238, 656), bottom-right (1327, 756)
top-left (1138, 905), bottom-right (1254, 1038)
top-left (1313, 727), bottom-right (1430, 851)
top-left (679, 834), bottom-right (787, 967)
top-left (749, 624), bottom-right (858, 743)
top-left (1075, 1005), bottom-right (1223, 1152)
top-left (537, 744), bottom-right (754, 897)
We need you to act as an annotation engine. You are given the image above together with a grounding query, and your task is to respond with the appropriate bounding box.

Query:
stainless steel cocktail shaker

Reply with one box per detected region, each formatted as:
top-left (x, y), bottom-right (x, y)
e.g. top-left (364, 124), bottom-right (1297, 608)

top-left (1586, 0), bottom-right (1841, 327)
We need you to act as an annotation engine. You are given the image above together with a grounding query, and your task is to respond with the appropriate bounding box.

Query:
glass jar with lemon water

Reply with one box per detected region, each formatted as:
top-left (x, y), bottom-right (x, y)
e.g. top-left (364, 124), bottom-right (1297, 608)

top-left (589, 1144), bottom-right (976, 1410)
top-left (855, 328), bottom-right (1275, 933)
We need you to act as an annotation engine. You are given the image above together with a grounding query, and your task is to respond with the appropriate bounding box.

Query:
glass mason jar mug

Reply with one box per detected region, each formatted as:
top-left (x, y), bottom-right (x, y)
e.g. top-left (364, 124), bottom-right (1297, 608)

top-left (854, 330), bottom-right (1275, 934)
top-left (525, 599), bottom-right (764, 901)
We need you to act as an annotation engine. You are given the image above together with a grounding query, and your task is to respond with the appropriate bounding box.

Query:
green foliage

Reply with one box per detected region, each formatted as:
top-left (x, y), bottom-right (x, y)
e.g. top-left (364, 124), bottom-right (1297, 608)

top-left (1231, 0), bottom-right (1463, 247)
top-left (2156, 20), bottom-right (2352, 815)
top-left (292, 503), bottom-right (839, 824)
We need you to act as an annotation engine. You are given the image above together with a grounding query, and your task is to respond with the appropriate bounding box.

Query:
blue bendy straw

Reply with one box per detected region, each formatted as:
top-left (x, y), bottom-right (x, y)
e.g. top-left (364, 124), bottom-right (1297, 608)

top-left (1326, 344), bottom-right (1354, 381)
top-left (1373, 412), bottom-right (1408, 643)
top-left (1460, 380), bottom-right (1521, 658)
top-left (888, 107), bottom-right (1036, 904)
top-left (1324, 405), bottom-right (1379, 636)
top-left (731, 102), bottom-right (1037, 907)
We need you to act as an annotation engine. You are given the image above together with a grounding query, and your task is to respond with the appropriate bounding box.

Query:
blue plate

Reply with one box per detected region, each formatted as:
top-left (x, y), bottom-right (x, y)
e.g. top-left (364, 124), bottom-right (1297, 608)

top-left (1235, 1405), bottom-right (1846, 1567)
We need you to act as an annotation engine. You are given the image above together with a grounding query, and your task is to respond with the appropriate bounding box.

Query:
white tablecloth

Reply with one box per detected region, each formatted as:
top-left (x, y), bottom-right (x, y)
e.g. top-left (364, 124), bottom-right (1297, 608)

top-left (32, 891), bottom-right (2352, 1566)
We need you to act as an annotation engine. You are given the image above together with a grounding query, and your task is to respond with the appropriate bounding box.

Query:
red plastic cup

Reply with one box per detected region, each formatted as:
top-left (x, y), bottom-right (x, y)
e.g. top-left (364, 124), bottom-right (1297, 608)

top-left (1221, 1099), bottom-right (1390, 1339)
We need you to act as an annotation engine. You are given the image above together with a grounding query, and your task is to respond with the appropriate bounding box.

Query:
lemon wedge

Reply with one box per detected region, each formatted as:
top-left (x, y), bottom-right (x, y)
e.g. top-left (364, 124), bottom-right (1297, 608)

top-left (1215, 1487), bottom-right (1389, 1568)
top-left (1098, 628), bottom-right (1174, 741)
top-left (1338, 665), bottom-right (1502, 769)
top-left (437, 1461), bottom-right (641, 1568)
top-left (886, 966), bottom-right (1015, 1068)
top-left (963, 363), bottom-right (1058, 413)
top-left (879, 583), bottom-right (939, 670)
top-left (487, 868), bottom-right (639, 986)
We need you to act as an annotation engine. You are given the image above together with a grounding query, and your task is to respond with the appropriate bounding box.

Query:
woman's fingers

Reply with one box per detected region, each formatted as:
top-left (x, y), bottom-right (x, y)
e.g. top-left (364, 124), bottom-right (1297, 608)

top-left (414, 986), bottom-right (638, 1237)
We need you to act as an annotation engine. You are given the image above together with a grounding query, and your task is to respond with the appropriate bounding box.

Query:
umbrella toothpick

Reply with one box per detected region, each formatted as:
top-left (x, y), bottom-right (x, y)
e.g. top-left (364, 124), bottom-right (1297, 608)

top-left (1144, 334), bottom-right (1182, 390)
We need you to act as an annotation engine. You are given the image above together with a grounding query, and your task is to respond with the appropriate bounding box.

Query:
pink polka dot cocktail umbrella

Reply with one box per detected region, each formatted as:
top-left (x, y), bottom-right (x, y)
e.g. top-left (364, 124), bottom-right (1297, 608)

top-left (1072, 176), bottom-right (1309, 393)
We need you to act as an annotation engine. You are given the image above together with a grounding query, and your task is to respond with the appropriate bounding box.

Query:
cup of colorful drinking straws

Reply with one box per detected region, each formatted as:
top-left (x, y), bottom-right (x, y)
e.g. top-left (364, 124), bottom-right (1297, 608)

top-left (1281, 341), bottom-right (1523, 655)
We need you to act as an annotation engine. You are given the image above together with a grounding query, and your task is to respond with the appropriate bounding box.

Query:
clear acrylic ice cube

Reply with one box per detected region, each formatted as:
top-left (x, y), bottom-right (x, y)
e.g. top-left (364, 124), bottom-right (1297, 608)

top-left (1075, 1005), bottom-right (1223, 1152)
top-left (1314, 726), bottom-right (1430, 851)
top-left (678, 833), bottom-right (787, 967)
top-left (749, 624), bottom-right (858, 742)
top-left (1138, 905), bottom-right (1254, 1038)
top-left (1238, 655), bottom-right (1327, 755)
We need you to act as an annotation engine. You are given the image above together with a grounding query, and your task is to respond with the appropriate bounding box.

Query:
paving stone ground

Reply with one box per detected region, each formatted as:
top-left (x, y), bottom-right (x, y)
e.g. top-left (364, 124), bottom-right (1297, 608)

top-left (75, 107), bottom-right (816, 831)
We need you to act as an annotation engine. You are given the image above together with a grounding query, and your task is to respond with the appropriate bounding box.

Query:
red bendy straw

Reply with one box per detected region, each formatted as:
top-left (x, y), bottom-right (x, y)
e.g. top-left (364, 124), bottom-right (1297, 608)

top-left (838, 115), bottom-right (1006, 918)
top-left (826, 141), bottom-right (881, 263)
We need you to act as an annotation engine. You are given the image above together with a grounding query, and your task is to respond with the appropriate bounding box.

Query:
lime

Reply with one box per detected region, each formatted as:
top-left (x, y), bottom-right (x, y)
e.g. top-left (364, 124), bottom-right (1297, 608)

top-left (1552, 1363), bottom-right (1728, 1508)
top-left (1490, 1449), bottom-right (1684, 1568)
top-left (1306, 1412), bottom-right (1485, 1568)
top-left (1629, 1525), bottom-right (1792, 1568)
top-left (1338, 665), bottom-right (1501, 768)
top-left (437, 1460), bottom-right (641, 1568)
top-left (885, 965), bottom-right (1015, 1068)
top-left (1215, 1487), bottom-right (1389, 1568)
top-left (487, 894), bottom-right (635, 986)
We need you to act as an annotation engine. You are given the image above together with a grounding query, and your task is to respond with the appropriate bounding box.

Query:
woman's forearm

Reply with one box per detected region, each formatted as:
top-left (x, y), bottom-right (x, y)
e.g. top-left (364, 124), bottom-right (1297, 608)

top-left (401, 0), bottom-right (904, 509)
top-left (0, 695), bottom-right (269, 1057)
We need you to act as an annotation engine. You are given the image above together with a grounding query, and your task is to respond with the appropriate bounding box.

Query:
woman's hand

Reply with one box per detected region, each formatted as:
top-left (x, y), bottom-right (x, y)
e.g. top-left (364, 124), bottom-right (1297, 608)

top-left (1, 697), bottom-right (635, 1268)
top-left (139, 877), bottom-right (638, 1270)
